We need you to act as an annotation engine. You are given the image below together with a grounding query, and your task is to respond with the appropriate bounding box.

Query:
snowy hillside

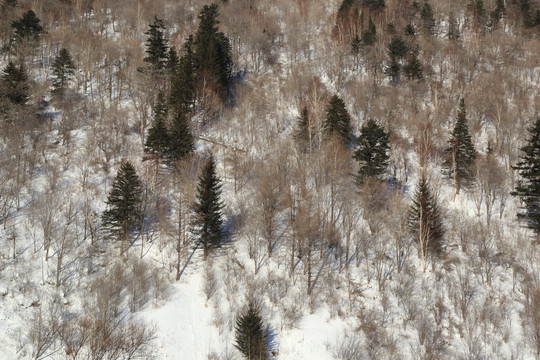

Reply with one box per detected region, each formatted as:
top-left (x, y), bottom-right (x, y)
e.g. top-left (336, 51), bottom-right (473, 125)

top-left (0, 0), bottom-right (540, 359)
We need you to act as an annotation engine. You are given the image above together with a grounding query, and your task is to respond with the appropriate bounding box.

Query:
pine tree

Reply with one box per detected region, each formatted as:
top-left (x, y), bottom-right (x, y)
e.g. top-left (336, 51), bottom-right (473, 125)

top-left (408, 175), bottom-right (444, 271)
top-left (443, 98), bottom-right (476, 194)
top-left (101, 162), bottom-right (143, 257)
top-left (145, 92), bottom-right (170, 160)
top-left (51, 48), bottom-right (75, 98)
top-left (234, 302), bottom-right (268, 360)
top-left (294, 105), bottom-right (314, 152)
top-left (361, 17), bottom-right (376, 45)
top-left (170, 36), bottom-right (195, 117)
top-left (324, 95), bottom-right (353, 146)
top-left (420, 1), bottom-right (436, 35)
top-left (403, 52), bottom-right (424, 81)
top-left (167, 46), bottom-right (179, 75)
top-left (166, 112), bottom-right (195, 164)
top-left (354, 119), bottom-right (390, 185)
top-left (11, 9), bottom-right (42, 46)
top-left (512, 118), bottom-right (540, 243)
top-left (193, 3), bottom-right (232, 96)
top-left (193, 156), bottom-right (224, 260)
top-left (1, 61), bottom-right (29, 105)
top-left (143, 16), bottom-right (169, 72)
top-left (387, 36), bottom-right (408, 59)
top-left (384, 56), bottom-right (401, 84)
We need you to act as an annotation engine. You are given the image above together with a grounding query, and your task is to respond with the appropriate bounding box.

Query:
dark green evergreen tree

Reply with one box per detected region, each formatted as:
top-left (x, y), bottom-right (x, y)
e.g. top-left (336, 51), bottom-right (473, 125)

top-left (404, 23), bottom-right (416, 36)
top-left (388, 36), bottom-right (408, 59)
top-left (512, 118), bottom-right (540, 243)
top-left (384, 56), bottom-right (401, 84)
top-left (143, 16), bottom-right (169, 72)
top-left (193, 156), bottom-right (224, 260)
top-left (101, 162), bottom-right (143, 257)
top-left (166, 112), bottom-right (195, 164)
top-left (420, 1), bottom-right (436, 35)
top-left (354, 119), bottom-right (390, 185)
top-left (51, 48), bottom-right (75, 97)
top-left (403, 52), bottom-right (424, 81)
top-left (443, 98), bottom-right (476, 192)
top-left (193, 3), bottom-right (232, 96)
top-left (170, 36), bottom-right (195, 117)
top-left (408, 175), bottom-right (444, 265)
top-left (11, 9), bottom-right (42, 46)
top-left (145, 92), bottom-right (170, 160)
top-left (295, 105), bottom-right (314, 152)
top-left (167, 46), bottom-right (179, 75)
top-left (361, 17), bottom-right (376, 45)
top-left (1, 61), bottom-right (29, 105)
top-left (324, 95), bottom-right (353, 146)
top-left (234, 302), bottom-right (268, 360)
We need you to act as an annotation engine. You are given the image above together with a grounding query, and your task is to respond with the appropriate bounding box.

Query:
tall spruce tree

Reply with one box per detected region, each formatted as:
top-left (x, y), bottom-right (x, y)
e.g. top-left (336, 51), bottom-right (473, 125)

top-left (170, 36), bottom-right (195, 117)
top-left (193, 3), bottom-right (232, 96)
top-left (385, 37), bottom-right (407, 84)
top-left (166, 112), bottom-right (195, 164)
top-left (443, 98), bottom-right (476, 194)
top-left (1, 61), bottom-right (29, 105)
top-left (294, 105), bottom-right (314, 152)
top-left (193, 156), bottom-right (224, 260)
top-left (403, 52), bottom-right (424, 81)
top-left (354, 119), bottom-right (390, 185)
top-left (234, 302), bottom-right (268, 360)
top-left (408, 175), bottom-right (444, 271)
top-left (143, 16), bottom-right (169, 72)
top-left (145, 92), bottom-right (170, 160)
top-left (11, 9), bottom-right (42, 47)
top-left (101, 162), bottom-right (143, 257)
top-left (361, 17), bottom-right (377, 45)
top-left (420, 1), bottom-right (436, 35)
top-left (51, 48), bottom-right (75, 98)
top-left (324, 95), bottom-right (353, 146)
top-left (512, 118), bottom-right (540, 243)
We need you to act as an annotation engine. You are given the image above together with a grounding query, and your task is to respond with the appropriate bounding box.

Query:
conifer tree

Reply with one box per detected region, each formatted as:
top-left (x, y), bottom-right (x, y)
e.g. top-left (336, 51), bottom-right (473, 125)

top-left (193, 3), bottom-right (232, 96)
top-left (193, 156), bottom-right (224, 260)
top-left (51, 48), bottom-right (75, 98)
top-left (403, 52), bottom-right (424, 81)
top-left (512, 118), bottom-right (540, 243)
top-left (408, 175), bottom-right (444, 272)
top-left (1, 61), bottom-right (29, 105)
top-left (387, 36), bottom-right (408, 59)
top-left (361, 17), bottom-right (376, 45)
top-left (166, 112), bottom-right (195, 164)
top-left (443, 98), bottom-right (476, 194)
top-left (167, 46), bottom-right (179, 75)
top-left (234, 302), bottom-right (268, 360)
top-left (11, 9), bottom-right (42, 47)
top-left (385, 37), bottom-right (407, 84)
top-left (324, 95), bottom-right (352, 146)
top-left (101, 162), bottom-right (143, 257)
top-left (170, 37), bottom-right (195, 117)
top-left (295, 106), bottom-right (315, 152)
top-left (420, 1), bottom-right (436, 35)
top-left (143, 16), bottom-right (168, 72)
top-left (145, 92), bottom-right (170, 160)
top-left (354, 119), bottom-right (390, 185)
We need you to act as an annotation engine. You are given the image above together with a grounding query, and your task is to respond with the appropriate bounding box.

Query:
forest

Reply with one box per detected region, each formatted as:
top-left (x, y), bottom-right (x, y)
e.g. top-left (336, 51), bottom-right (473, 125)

top-left (0, 0), bottom-right (539, 359)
